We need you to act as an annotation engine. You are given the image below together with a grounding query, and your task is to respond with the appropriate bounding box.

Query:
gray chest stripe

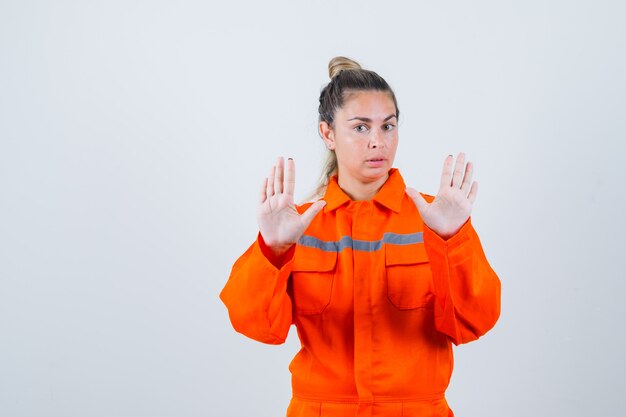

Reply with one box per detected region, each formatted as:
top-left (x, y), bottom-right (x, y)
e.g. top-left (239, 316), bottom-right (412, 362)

top-left (297, 232), bottom-right (423, 253)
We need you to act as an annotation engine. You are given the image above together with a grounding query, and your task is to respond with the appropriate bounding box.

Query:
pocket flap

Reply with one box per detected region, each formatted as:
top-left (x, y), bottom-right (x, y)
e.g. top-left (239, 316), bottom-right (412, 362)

top-left (293, 246), bottom-right (337, 272)
top-left (385, 243), bottom-right (429, 266)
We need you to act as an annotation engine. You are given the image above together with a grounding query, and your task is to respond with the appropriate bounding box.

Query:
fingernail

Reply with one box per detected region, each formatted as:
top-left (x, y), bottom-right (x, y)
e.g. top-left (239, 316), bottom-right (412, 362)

top-left (288, 157), bottom-right (293, 160)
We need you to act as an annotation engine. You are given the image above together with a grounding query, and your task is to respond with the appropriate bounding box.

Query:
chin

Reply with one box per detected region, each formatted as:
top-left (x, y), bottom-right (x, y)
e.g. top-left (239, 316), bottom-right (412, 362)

top-left (362, 167), bottom-right (391, 182)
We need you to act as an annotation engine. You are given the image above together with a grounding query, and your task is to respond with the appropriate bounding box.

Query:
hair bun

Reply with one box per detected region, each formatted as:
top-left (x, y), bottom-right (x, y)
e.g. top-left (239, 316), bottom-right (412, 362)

top-left (328, 56), bottom-right (362, 79)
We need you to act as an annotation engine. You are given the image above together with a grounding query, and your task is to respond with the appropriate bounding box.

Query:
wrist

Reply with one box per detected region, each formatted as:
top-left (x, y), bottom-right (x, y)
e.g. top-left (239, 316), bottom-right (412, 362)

top-left (268, 244), bottom-right (293, 257)
top-left (424, 218), bottom-right (473, 247)
top-left (258, 234), bottom-right (295, 269)
top-left (433, 228), bottom-right (458, 241)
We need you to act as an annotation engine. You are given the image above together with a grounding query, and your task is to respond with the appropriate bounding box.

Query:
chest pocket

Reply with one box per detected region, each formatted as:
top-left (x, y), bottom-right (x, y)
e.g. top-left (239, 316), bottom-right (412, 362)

top-left (385, 243), bottom-right (435, 310)
top-left (291, 250), bottom-right (337, 315)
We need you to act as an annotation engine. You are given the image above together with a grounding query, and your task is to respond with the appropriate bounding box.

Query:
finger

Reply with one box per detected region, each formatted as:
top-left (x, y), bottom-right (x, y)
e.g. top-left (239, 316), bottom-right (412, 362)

top-left (284, 158), bottom-right (295, 196)
top-left (439, 154), bottom-right (454, 189)
top-left (467, 181), bottom-right (478, 204)
top-left (406, 187), bottom-right (428, 214)
top-left (451, 152), bottom-right (465, 188)
top-left (266, 165), bottom-right (275, 198)
top-left (300, 200), bottom-right (326, 228)
top-left (259, 177), bottom-right (268, 204)
top-left (460, 161), bottom-right (473, 195)
top-left (274, 156), bottom-right (284, 195)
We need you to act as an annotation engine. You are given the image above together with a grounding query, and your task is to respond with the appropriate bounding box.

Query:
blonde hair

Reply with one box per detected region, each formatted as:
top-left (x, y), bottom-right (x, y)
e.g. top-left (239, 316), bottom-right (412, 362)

top-left (314, 56), bottom-right (399, 197)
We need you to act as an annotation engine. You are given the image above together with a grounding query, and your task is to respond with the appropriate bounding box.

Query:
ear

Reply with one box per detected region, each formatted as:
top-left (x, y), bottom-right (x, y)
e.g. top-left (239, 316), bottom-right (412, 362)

top-left (319, 121), bottom-right (336, 150)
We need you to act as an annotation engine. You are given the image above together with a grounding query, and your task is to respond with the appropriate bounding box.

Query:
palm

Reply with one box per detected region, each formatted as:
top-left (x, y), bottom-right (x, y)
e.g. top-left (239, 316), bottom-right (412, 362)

top-left (407, 153), bottom-right (478, 240)
top-left (257, 157), bottom-right (326, 254)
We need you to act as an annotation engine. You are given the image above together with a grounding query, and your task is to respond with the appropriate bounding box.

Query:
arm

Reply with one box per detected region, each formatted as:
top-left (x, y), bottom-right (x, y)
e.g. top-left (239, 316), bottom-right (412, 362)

top-left (219, 234), bottom-right (295, 344)
top-left (219, 157), bottom-right (325, 344)
top-left (407, 152), bottom-right (501, 344)
top-left (423, 218), bottom-right (501, 345)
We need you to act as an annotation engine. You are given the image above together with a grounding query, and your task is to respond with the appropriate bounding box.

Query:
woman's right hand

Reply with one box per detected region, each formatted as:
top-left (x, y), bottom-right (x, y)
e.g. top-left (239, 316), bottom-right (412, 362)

top-left (257, 157), bottom-right (326, 256)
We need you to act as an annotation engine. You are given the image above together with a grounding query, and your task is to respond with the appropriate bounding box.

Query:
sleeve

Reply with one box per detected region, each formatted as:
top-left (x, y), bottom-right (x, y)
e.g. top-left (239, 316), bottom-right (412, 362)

top-left (423, 218), bottom-right (501, 345)
top-left (219, 233), bottom-right (295, 345)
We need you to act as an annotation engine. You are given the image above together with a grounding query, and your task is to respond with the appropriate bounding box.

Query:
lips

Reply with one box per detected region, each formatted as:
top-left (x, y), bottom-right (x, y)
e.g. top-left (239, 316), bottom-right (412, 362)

top-left (365, 157), bottom-right (386, 168)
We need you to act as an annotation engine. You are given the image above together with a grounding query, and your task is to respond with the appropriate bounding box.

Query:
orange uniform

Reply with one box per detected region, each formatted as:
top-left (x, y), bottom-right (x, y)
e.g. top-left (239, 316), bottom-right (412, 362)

top-left (220, 169), bottom-right (501, 417)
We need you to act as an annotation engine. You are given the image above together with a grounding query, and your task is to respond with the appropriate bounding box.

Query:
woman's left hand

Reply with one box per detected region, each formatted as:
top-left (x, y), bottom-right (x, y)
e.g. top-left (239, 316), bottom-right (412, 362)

top-left (406, 152), bottom-right (478, 240)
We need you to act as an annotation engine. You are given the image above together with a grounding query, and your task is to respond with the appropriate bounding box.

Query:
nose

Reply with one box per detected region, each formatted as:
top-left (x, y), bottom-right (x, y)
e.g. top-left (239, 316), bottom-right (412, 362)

top-left (369, 129), bottom-right (385, 149)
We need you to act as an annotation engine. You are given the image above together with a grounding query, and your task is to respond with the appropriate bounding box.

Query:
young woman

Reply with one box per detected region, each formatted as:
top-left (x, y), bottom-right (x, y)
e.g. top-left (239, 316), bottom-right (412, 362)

top-left (220, 57), bottom-right (501, 417)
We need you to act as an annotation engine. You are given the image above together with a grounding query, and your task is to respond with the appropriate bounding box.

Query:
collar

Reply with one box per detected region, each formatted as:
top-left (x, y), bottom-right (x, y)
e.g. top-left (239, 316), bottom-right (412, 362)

top-left (323, 168), bottom-right (406, 213)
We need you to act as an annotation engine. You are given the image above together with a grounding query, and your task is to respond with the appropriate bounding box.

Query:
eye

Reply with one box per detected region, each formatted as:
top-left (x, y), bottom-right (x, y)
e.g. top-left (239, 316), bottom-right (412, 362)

top-left (384, 123), bottom-right (396, 131)
top-left (354, 124), bottom-right (368, 133)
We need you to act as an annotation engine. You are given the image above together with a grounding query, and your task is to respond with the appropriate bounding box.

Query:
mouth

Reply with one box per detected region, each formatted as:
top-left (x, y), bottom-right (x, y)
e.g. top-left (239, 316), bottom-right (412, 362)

top-left (365, 157), bottom-right (386, 167)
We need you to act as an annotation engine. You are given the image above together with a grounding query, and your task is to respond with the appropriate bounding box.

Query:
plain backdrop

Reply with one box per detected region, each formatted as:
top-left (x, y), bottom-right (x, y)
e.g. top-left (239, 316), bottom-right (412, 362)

top-left (1, 1), bottom-right (625, 416)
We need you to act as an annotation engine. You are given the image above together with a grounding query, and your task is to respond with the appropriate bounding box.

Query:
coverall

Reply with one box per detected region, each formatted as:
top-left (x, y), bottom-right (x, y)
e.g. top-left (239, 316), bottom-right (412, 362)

top-left (220, 169), bottom-right (501, 417)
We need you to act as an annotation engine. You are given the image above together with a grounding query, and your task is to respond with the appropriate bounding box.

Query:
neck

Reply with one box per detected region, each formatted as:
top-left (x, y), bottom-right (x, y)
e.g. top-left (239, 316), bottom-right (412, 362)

top-left (337, 172), bottom-right (390, 201)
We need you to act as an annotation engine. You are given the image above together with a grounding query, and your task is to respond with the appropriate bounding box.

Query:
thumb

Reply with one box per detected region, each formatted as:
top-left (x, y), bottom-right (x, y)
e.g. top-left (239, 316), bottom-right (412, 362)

top-left (406, 187), bottom-right (429, 213)
top-left (301, 200), bottom-right (326, 228)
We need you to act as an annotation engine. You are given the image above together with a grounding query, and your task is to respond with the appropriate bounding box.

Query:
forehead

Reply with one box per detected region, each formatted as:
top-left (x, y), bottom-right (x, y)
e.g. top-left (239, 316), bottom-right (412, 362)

top-left (339, 90), bottom-right (396, 119)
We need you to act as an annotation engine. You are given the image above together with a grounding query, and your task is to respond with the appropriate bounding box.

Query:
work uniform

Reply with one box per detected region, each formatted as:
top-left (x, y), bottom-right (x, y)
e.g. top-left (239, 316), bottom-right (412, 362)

top-left (220, 169), bottom-right (501, 417)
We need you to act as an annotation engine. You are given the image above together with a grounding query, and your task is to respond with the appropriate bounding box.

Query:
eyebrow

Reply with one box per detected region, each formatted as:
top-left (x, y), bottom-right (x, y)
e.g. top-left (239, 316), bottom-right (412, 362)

top-left (347, 114), bottom-right (397, 122)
